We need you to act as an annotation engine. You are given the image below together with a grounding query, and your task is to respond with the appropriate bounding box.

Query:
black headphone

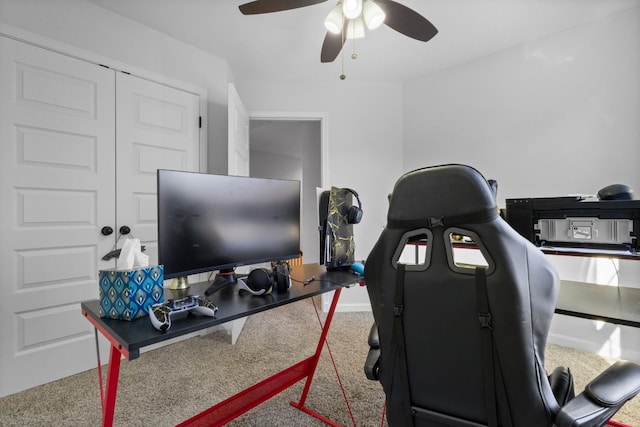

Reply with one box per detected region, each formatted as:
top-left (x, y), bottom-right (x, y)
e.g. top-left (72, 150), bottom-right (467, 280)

top-left (343, 188), bottom-right (363, 224)
top-left (241, 264), bottom-right (291, 295)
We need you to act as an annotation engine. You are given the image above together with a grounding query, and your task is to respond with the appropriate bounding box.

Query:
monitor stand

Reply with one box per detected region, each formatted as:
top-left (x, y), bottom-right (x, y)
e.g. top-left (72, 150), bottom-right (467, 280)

top-left (169, 276), bottom-right (190, 290)
top-left (204, 269), bottom-right (237, 297)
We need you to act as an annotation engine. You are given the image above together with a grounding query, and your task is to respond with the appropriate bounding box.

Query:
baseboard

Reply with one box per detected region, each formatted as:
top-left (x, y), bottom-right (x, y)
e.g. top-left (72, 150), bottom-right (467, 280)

top-left (549, 314), bottom-right (640, 362)
top-left (334, 302), bottom-right (373, 312)
top-left (320, 291), bottom-right (371, 313)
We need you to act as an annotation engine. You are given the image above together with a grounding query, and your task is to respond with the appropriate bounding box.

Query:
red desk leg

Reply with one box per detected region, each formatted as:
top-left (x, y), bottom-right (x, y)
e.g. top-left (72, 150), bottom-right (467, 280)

top-left (178, 288), bottom-right (345, 427)
top-left (101, 345), bottom-right (122, 427)
top-left (83, 310), bottom-right (126, 427)
top-left (290, 288), bottom-right (344, 426)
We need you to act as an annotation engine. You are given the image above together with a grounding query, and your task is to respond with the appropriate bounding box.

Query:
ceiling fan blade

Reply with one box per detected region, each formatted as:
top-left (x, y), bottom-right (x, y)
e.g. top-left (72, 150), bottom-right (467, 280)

top-left (239, 0), bottom-right (327, 15)
top-left (376, 0), bottom-right (438, 42)
top-left (320, 30), bottom-right (345, 63)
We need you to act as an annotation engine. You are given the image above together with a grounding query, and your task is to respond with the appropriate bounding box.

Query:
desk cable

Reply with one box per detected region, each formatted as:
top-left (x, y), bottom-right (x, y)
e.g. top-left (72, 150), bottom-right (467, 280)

top-left (609, 258), bottom-right (622, 301)
top-left (277, 270), bottom-right (362, 288)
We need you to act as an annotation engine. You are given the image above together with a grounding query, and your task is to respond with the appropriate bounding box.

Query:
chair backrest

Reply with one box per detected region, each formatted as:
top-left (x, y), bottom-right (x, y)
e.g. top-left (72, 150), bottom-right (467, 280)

top-left (365, 164), bottom-right (562, 426)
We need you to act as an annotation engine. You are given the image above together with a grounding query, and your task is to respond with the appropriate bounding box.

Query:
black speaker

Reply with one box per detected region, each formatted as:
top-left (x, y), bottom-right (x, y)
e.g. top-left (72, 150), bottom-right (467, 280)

top-left (242, 265), bottom-right (291, 295)
top-left (272, 263), bottom-right (291, 293)
top-left (242, 268), bottom-right (273, 295)
top-left (343, 188), bottom-right (363, 224)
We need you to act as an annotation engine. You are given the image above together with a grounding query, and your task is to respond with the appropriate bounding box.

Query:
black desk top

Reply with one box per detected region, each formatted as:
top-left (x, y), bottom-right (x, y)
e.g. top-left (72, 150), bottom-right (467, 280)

top-left (81, 264), bottom-right (362, 360)
top-left (556, 280), bottom-right (640, 328)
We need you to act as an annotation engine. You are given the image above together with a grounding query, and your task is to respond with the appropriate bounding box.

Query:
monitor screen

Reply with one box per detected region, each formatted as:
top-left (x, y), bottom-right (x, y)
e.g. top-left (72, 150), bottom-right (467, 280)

top-left (157, 170), bottom-right (301, 279)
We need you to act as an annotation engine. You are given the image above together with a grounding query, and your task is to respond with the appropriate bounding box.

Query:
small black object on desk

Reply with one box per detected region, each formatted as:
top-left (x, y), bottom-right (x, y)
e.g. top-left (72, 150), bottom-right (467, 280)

top-left (204, 269), bottom-right (238, 296)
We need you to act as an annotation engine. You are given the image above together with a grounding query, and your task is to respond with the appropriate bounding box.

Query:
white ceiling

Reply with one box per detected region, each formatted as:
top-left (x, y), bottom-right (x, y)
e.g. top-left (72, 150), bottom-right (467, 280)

top-left (86, 0), bottom-right (638, 82)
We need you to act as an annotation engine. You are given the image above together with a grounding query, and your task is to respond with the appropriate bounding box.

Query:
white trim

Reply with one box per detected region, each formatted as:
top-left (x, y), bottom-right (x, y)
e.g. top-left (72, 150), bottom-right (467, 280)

top-left (335, 302), bottom-right (372, 313)
top-left (549, 314), bottom-right (640, 362)
top-left (248, 110), bottom-right (340, 312)
top-left (547, 332), bottom-right (640, 362)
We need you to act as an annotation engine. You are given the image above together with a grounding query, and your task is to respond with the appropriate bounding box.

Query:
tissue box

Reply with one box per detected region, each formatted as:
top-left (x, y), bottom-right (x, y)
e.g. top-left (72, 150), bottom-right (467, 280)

top-left (99, 266), bottom-right (164, 320)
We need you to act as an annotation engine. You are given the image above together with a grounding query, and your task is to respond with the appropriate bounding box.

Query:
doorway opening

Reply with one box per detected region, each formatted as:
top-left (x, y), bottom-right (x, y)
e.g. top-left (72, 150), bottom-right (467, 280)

top-left (249, 114), bottom-right (326, 265)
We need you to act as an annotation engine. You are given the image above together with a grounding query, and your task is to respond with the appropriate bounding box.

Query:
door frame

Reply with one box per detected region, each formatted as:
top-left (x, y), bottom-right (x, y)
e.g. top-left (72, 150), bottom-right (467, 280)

top-left (248, 111), bottom-right (329, 189)
top-left (248, 111), bottom-right (331, 311)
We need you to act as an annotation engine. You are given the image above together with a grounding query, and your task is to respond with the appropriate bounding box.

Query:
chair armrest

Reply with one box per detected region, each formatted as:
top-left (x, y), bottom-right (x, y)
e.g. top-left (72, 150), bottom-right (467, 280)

top-left (368, 323), bottom-right (379, 348)
top-left (555, 361), bottom-right (640, 427)
top-left (364, 323), bottom-right (380, 380)
top-left (585, 361), bottom-right (640, 406)
top-left (364, 347), bottom-right (380, 380)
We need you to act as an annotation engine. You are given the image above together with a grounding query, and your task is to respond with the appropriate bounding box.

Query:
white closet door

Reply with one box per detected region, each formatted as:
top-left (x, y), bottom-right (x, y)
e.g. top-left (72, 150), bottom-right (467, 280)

top-left (115, 72), bottom-right (200, 267)
top-left (0, 37), bottom-right (115, 397)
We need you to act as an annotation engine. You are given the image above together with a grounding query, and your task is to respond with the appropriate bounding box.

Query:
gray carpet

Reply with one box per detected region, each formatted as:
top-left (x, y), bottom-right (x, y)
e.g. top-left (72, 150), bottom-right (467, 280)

top-left (0, 297), bottom-right (638, 426)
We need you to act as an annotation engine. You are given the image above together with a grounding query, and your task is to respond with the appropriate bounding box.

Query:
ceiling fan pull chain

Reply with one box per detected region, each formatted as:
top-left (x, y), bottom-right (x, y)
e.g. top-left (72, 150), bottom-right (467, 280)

top-left (340, 17), bottom-right (347, 80)
top-left (352, 34), bottom-right (358, 60)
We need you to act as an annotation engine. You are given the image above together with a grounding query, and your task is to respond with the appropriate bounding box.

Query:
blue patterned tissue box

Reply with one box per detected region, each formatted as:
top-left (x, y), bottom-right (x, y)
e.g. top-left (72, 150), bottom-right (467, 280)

top-left (99, 266), bottom-right (164, 320)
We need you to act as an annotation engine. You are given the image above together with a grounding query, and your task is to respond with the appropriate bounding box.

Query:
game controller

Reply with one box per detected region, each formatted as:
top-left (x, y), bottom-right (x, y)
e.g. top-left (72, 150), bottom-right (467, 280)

top-left (150, 295), bottom-right (217, 332)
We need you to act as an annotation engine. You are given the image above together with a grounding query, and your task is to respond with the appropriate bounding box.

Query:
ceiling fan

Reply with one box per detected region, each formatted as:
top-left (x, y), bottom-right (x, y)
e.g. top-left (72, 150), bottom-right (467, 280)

top-left (238, 0), bottom-right (438, 63)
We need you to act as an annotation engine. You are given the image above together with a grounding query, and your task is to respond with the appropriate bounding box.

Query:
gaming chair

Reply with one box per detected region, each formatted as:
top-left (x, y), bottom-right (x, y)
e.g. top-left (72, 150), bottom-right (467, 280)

top-left (364, 164), bottom-right (640, 427)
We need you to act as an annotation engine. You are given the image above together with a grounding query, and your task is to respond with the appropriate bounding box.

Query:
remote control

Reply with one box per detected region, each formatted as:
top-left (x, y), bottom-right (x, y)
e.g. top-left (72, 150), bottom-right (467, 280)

top-left (150, 295), bottom-right (217, 332)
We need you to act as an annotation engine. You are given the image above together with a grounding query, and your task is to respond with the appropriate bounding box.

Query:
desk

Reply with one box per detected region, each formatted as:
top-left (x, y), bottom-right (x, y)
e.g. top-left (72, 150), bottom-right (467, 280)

top-left (81, 264), bottom-right (361, 427)
top-left (556, 280), bottom-right (640, 328)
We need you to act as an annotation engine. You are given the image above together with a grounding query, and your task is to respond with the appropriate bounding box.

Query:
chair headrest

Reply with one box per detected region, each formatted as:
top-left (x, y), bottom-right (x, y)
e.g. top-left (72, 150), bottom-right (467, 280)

top-left (387, 164), bottom-right (498, 229)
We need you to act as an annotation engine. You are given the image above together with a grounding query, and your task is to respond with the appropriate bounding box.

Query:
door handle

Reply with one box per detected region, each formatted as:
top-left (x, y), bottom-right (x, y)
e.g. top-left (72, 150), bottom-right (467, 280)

top-left (101, 225), bottom-right (143, 260)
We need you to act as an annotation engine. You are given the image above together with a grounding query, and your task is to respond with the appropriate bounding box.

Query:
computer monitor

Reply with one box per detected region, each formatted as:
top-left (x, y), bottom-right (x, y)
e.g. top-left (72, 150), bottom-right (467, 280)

top-left (157, 169), bottom-right (301, 291)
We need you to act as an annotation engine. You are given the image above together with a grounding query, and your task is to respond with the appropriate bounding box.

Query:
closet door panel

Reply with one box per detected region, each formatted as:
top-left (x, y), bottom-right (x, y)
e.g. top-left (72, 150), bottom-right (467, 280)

top-left (115, 72), bottom-right (200, 267)
top-left (0, 36), bottom-right (116, 397)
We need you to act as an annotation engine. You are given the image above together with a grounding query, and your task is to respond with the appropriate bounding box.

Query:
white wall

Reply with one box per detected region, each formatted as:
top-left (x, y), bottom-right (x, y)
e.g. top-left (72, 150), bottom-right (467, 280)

top-left (238, 79), bottom-right (404, 310)
top-left (403, 6), bottom-right (640, 360)
top-left (403, 7), bottom-right (640, 207)
top-left (0, 0), bottom-right (232, 174)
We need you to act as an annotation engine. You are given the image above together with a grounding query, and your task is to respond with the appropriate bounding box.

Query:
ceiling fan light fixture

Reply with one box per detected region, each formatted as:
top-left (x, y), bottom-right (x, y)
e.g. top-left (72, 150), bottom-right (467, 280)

top-left (342, 0), bottom-right (363, 20)
top-left (346, 17), bottom-right (365, 39)
top-left (363, 0), bottom-right (385, 30)
top-left (324, 4), bottom-right (343, 34)
top-left (236, 0), bottom-right (439, 67)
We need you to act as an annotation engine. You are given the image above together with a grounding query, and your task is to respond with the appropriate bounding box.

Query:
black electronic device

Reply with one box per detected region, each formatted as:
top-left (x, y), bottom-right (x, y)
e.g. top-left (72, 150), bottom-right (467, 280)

top-left (505, 195), bottom-right (640, 252)
top-left (597, 184), bottom-right (633, 201)
top-left (343, 188), bottom-right (363, 224)
top-left (240, 264), bottom-right (291, 295)
top-left (319, 187), bottom-right (363, 269)
top-left (157, 170), bottom-right (301, 295)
